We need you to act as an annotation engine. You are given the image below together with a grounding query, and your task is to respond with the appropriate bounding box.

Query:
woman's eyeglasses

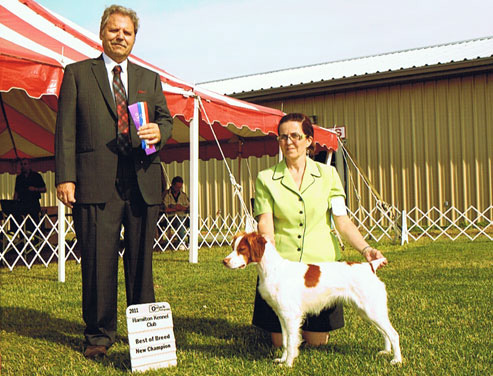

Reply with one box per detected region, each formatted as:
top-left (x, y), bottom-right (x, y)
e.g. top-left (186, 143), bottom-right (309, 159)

top-left (277, 132), bottom-right (305, 142)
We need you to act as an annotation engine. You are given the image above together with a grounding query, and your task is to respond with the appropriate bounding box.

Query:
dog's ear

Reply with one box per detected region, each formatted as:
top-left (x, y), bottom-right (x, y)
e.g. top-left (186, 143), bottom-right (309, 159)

top-left (232, 231), bottom-right (246, 248)
top-left (249, 233), bottom-right (266, 263)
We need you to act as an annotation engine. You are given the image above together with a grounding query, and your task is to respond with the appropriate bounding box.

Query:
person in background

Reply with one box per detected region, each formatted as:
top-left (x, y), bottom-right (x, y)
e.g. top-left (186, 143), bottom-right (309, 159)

top-left (55, 4), bottom-right (173, 359)
top-left (14, 158), bottom-right (46, 230)
top-left (163, 176), bottom-right (190, 250)
top-left (253, 113), bottom-right (387, 348)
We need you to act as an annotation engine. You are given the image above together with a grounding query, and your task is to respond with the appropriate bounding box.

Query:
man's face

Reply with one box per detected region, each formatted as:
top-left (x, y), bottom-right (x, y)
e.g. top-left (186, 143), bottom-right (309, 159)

top-left (172, 182), bottom-right (183, 193)
top-left (100, 13), bottom-right (136, 63)
top-left (20, 160), bottom-right (30, 173)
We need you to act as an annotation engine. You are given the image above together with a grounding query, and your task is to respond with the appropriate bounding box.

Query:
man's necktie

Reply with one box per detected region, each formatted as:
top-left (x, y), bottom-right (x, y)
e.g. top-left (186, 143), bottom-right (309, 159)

top-left (112, 65), bottom-right (131, 154)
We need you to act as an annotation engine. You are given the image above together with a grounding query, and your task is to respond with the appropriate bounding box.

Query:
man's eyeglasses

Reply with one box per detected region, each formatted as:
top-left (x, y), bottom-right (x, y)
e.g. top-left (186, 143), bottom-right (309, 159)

top-left (277, 132), bottom-right (305, 142)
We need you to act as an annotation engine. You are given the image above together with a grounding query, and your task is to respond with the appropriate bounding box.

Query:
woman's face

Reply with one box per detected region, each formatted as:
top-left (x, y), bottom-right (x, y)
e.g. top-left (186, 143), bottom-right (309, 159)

top-left (278, 120), bottom-right (313, 162)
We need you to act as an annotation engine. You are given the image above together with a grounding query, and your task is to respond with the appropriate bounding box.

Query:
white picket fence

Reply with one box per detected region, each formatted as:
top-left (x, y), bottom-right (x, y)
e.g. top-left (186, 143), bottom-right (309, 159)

top-left (1, 205), bottom-right (491, 271)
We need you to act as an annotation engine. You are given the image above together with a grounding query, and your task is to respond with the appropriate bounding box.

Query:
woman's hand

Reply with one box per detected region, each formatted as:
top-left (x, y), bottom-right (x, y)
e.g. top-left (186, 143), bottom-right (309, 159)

top-left (333, 215), bottom-right (387, 266)
top-left (362, 247), bottom-right (387, 265)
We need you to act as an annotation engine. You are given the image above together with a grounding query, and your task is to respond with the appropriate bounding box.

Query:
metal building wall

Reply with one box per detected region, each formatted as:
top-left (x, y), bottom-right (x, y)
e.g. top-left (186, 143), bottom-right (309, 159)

top-left (1, 156), bottom-right (279, 217)
top-left (162, 155), bottom-right (278, 218)
top-left (259, 72), bottom-right (493, 217)
top-left (2, 72), bottom-right (490, 219)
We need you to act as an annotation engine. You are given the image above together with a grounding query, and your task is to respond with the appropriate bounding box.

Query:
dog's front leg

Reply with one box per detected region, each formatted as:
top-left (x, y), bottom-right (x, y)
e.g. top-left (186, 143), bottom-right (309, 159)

top-left (280, 316), bottom-right (302, 367)
top-left (274, 316), bottom-right (289, 364)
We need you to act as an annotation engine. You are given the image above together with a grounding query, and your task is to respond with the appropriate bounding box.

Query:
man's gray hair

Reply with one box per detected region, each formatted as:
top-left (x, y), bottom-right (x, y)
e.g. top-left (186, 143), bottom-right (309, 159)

top-left (100, 4), bottom-right (139, 35)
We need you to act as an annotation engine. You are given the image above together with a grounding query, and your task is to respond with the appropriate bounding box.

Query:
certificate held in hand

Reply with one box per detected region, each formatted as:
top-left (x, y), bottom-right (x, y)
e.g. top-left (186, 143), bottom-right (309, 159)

top-left (128, 101), bottom-right (157, 155)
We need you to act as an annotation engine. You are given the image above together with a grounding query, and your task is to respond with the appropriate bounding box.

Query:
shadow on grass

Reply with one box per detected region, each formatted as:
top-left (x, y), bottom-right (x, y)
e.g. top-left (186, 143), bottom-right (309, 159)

top-left (169, 315), bottom-right (359, 367)
top-left (0, 306), bottom-right (85, 352)
top-left (172, 315), bottom-right (354, 360)
top-left (0, 306), bottom-right (134, 371)
top-left (0, 307), bottom-right (270, 363)
top-left (0, 306), bottom-right (124, 352)
top-left (172, 315), bottom-right (274, 360)
top-left (0, 306), bottom-right (356, 372)
top-left (83, 315), bottom-right (276, 372)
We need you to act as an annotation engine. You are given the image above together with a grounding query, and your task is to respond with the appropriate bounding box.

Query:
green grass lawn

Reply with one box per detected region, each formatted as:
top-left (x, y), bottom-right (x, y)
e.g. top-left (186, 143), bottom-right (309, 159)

top-left (1, 239), bottom-right (492, 375)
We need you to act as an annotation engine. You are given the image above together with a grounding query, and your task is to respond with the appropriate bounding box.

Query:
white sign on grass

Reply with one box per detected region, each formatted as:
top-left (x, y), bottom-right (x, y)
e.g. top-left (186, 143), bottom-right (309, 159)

top-left (126, 302), bottom-right (177, 372)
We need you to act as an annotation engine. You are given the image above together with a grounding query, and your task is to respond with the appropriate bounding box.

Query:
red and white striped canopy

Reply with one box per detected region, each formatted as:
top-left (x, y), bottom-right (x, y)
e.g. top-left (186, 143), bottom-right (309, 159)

top-left (0, 0), bottom-right (338, 173)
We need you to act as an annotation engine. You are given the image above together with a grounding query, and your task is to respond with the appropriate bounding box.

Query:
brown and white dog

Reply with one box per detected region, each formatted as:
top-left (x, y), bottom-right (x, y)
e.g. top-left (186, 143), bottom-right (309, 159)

top-left (223, 232), bottom-right (402, 367)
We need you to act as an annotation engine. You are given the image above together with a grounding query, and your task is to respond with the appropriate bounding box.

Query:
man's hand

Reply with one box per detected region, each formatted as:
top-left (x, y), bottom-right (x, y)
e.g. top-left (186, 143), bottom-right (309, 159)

top-left (28, 185), bottom-right (46, 193)
top-left (138, 122), bottom-right (161, 145)
top-left (57, 182), bottom-right (76, 208)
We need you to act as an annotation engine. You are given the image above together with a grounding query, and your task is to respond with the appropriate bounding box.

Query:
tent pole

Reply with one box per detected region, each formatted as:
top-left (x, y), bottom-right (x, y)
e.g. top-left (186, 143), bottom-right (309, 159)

top-left (238, 141), bottom-right (242, 203)
top-left (189, 96), bottom-right (199, 263)
top-left (326, 150), bottom-right (333, 165)
top-left (57, 200), bottom-right (66, 282)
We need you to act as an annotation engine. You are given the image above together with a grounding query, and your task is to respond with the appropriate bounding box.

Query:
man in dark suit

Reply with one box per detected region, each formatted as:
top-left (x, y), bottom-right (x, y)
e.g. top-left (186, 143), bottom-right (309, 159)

top-left (55, 5), bottom-right (173, 359)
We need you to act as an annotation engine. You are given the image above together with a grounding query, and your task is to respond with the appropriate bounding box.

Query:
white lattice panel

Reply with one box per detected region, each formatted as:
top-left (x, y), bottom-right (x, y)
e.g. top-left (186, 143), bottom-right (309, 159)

top-left (1, 206), bottom-right (491, 270)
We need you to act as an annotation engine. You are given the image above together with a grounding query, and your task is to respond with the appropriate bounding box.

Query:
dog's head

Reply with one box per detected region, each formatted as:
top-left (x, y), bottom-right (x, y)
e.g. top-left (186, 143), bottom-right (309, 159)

top-left (223, 232), bottom-right (267, 269)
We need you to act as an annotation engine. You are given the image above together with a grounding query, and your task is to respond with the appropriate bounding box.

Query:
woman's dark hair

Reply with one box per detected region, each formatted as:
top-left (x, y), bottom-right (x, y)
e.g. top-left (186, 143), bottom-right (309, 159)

top-left (278, 113), bottom-right (315, 154)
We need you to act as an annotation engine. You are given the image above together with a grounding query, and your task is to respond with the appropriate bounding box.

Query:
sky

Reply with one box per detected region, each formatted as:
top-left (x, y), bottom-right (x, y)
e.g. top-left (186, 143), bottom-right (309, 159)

top-left (36, 0), bottom-right (492, 84)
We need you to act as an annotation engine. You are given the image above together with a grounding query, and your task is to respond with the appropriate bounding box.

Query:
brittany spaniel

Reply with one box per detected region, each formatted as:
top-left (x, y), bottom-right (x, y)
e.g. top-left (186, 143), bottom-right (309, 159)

top-left (223, 232), bottom-right (402, 367)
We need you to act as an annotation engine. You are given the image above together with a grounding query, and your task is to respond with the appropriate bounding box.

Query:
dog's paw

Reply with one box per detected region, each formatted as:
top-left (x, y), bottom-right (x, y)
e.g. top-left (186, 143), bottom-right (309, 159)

top-left (274, 358), bottom-right (295, 367)
top-left (377, 350), bottom-right (391, 357)
top-left (284, 359), bottom-right (295, 367)
top-left (274, 351), bottom-right (287, 363)
top-left (274, 359), bottom-right (293, 367)
top-left (390, 358), bottom-right (403, 366)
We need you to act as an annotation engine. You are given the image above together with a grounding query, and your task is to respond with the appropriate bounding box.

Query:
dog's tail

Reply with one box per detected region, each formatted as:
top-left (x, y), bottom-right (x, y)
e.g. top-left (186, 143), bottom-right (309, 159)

top-left (369, 258), bottom-right (387, 274)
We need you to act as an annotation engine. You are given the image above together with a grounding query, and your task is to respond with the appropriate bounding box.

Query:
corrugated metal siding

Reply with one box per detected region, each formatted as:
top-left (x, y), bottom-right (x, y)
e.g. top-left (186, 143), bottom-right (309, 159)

top-left (163, 155), bottom-right (278, 217)
top-left (2, 73), bottom-right (491, 220)
top-left (0, 173), bottom-right (16, 201)
top-left (0, 156), bottom-right (278, 216)
top-left (259, 72), bottom-right (493, 218)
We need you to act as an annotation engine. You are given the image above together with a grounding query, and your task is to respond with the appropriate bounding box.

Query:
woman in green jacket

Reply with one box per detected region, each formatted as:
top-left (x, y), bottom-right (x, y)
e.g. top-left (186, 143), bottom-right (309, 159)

top-left (253, 113), bottom-right (387, 347)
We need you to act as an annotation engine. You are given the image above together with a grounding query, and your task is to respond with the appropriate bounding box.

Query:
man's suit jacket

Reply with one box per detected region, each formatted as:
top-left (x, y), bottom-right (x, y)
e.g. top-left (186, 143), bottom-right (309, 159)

top-left (55, 55), bottom-right (173, 205)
